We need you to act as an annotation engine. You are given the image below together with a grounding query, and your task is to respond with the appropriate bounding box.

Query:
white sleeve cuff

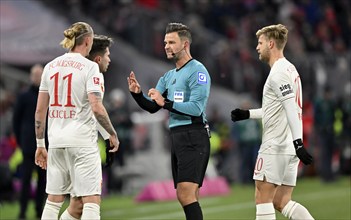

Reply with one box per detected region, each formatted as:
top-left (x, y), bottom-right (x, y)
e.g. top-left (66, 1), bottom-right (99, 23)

top-left (249, 108), bottom-right (262, 119)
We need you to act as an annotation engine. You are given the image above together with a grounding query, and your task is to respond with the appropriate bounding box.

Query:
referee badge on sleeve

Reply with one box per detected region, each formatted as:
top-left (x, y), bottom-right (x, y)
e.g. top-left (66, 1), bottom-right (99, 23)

top-left (197, 72), bottom-right (207, 84)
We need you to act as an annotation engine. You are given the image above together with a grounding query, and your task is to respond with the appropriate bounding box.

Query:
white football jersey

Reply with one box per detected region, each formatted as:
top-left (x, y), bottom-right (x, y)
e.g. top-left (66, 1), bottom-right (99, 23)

top-left (40, 53), bottom-right (103, 148)
top-left (260, 57), bottom-right (303, 155)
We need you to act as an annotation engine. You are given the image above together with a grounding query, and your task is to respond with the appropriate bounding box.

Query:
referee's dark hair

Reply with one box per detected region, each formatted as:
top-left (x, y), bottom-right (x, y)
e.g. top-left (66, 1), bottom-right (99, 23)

top-left (165, 23), bottom-right (192, 44)
top-left (88, 34), bottom-right (114, 59)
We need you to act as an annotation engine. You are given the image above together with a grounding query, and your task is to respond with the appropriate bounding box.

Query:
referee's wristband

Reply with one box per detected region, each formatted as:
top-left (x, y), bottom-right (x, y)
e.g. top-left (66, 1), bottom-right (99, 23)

top-left (36, 138), bottom-right (46, 148)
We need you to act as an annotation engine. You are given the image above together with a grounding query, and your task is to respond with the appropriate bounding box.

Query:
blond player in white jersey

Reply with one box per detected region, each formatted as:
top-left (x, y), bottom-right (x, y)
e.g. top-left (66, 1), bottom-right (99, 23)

top-left (58, 34), bottom-right (115, 220)
top-left (34, 22), bottom-right (119, 220)
top-left (231, 24), bottom-right (313, 220)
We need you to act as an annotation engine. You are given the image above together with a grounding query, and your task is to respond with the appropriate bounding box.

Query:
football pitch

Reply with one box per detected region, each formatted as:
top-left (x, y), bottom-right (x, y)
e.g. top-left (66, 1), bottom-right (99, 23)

top-left (0, 176), bottom-right (350, 219)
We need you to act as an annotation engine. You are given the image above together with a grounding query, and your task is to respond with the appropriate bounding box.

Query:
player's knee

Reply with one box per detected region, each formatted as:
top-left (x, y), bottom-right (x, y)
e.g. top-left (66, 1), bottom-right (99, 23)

top-left (69, 206), bottom-right (83, 218)
top-left (176, 189), bottom-right (195, 206)
top-left (273, 199), bottom-right (286, 212)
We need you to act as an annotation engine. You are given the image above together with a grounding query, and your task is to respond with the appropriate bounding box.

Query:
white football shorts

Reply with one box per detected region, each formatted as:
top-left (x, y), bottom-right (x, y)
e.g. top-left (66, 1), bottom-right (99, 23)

top-left (253, 153), bottom-right (299, 186)
top-left (46, 146), bottom-right (102, 197)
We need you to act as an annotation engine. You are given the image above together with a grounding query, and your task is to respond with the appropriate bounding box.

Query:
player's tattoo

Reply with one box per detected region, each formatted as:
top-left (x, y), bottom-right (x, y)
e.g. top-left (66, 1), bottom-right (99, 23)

top-left (92, 92), bottom-right (102, 101)
top-left (35, 120), bottom-right (45, 139)
top-left (95, 114), bottom-right (116, 136)
top-left (90, 92), bottom-right (116, 136)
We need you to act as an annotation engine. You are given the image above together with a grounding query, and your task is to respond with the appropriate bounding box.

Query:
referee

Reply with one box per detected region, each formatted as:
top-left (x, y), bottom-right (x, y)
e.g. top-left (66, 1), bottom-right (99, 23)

top-left (128, 22), bottom-right (211, 220)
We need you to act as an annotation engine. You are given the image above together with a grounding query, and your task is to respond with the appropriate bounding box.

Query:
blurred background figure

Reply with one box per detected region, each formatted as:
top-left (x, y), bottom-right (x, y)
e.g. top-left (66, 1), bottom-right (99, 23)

top-left (208, 107), bottom-right (236, 183)
top-left (12, 64), bottom-right (47, 220)
top-left (107, 88), bottom-right (133, 193)
top-left (231, 100), bottom-right (261, 184)
top-left (313, 86), bottom-right (337, 182)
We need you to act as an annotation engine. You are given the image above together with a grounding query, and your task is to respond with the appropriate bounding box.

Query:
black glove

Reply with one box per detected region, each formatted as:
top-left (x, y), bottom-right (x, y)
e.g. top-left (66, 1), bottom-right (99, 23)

top-left (231, 109), bottom-right (250, 122)
top-left (105, 139), bottom-right (115, 167)
top-left (293, 139), bottom-right (313, 165)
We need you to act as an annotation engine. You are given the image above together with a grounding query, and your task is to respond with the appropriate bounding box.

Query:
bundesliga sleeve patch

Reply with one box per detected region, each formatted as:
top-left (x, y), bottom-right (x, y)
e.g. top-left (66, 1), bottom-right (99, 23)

top-left (197, 72), bottom-right (207, 84)
top-left (93, 77), bottom-right (100, 85)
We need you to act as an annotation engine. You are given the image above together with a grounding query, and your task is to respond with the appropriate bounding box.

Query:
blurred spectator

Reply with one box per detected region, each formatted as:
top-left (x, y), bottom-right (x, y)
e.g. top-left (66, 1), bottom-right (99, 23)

top-left (208, 108), bottom-right (236, 182)
top-left (12, 64), bottom-right (47, 220)
top-left (313, 86), bottom-right (336, 182)
top-left (339, 96), bottom-right (351, 175)
top-left (231, 100), bottom-right (261, 184)
top-left (106, 88), bottom-right (133, 192)
top-left (45, 0), bottom-right (350, 104)
top-left (0, 84), bottom-right (15, 140)
top-left (0, 131), bottom-right (17, 202)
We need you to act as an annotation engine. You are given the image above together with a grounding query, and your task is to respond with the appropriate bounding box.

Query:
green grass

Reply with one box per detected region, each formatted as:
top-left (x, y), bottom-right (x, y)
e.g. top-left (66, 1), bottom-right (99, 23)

top-left (1, 176), bottom-right (350, 219)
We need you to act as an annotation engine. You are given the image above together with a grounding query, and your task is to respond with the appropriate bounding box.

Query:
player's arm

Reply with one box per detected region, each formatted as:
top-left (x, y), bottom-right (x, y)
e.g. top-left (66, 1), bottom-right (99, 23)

top-left (88, 92), bottom-right (116, 137)
top-left (282, 97), bottom-right (313, 165)
top-left (34, 92), bottom-right (49, 170)
top-left (231, 108), bottom-right (262, 122)
top-left (35, 92), bottom-right (49, 141)
top-left (272, 73), bottom-right (312, 165)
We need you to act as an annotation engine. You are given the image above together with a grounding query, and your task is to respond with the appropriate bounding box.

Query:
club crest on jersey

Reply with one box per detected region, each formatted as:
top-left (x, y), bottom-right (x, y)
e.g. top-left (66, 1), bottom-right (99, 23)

top-left (197, 72), bottom-right (207, 84)
top-left (93, 77), bottom-right (100, 85)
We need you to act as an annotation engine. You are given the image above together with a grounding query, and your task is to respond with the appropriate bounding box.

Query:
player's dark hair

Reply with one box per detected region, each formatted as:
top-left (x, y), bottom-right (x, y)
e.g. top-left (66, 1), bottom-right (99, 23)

top-left (166, 23), bottom-right (192, 44)
top-left (88, 35), bottom-right (114, 59)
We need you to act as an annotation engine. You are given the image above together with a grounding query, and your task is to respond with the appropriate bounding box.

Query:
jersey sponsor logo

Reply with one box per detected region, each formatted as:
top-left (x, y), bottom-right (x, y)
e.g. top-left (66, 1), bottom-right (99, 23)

top-left (197, 72), bottom-right (207, 84)
top-left (174, 91), bottom-right (184, 102)
top-left (93, 77), bottom-right (100, 85)
top-left (279, 83), bottom-right (293, 96)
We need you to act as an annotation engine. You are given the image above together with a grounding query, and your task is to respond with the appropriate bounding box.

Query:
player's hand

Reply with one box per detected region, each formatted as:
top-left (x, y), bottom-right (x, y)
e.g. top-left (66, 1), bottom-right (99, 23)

top-left (105, 139), bottom-right (115, 167)
top-left (35, 148), bottom-right (48, 170)
top-left (293, 139), bottom-right (313, 165)
top-left (231, 108), bottom-right (250, 122)
top-left (108, 134), bottom-right (120, 153)
top-left (127, 71), bottom-right (141, 93)
top-left (148, 88), bottom-right (164, 106)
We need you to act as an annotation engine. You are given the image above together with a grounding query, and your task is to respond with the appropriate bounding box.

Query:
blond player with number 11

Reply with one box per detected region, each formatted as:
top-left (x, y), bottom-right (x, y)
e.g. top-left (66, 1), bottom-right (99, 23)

top-left (34, 22), bottom-right (119, 220)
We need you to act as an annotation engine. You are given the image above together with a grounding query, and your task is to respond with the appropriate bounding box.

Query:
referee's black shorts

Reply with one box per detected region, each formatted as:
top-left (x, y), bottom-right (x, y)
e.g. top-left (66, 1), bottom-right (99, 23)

top-left (170, 123), bottom-right (210, 189)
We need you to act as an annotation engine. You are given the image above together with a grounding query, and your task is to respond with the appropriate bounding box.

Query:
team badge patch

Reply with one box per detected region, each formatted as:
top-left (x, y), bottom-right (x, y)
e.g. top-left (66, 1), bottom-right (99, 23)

top-left (197, 72), bottom-right (207, 84)
top-left (93, 77), bottom-right (100, 85)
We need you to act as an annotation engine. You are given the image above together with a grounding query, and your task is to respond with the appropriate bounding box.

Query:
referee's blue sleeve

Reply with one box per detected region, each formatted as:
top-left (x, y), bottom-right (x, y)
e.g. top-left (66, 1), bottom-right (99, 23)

top-left (173, 72), bottom-right (210, 116)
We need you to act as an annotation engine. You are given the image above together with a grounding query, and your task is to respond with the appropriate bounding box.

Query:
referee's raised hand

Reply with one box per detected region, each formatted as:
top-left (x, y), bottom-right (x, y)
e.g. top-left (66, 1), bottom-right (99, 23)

top-left (127, 71), bottom-right (141, 93)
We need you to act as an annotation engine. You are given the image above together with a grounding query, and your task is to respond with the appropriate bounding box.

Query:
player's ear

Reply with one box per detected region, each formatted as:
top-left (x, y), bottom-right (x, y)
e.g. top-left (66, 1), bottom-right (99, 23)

top-left (94, 56), bottom-right (100, 63)
top-left (269, 40), bottom-right (274, 49)
top-left (184, 40), bottom-right (189, 49)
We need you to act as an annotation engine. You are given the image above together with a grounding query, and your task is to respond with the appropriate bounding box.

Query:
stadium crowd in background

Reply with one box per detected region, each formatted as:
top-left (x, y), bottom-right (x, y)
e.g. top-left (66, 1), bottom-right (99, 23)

top-left (48, 0), bottom-right (350, 97)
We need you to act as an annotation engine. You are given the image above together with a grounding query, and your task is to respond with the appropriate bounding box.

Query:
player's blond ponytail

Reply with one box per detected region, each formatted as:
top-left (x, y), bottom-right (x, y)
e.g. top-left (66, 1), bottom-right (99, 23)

top-left (60, 22), bottom-right (93, 50)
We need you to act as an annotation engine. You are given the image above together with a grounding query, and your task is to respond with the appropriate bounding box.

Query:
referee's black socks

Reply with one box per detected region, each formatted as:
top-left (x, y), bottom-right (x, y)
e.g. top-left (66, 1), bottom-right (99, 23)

top-left (183, 201), bottom-right (203, 220)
